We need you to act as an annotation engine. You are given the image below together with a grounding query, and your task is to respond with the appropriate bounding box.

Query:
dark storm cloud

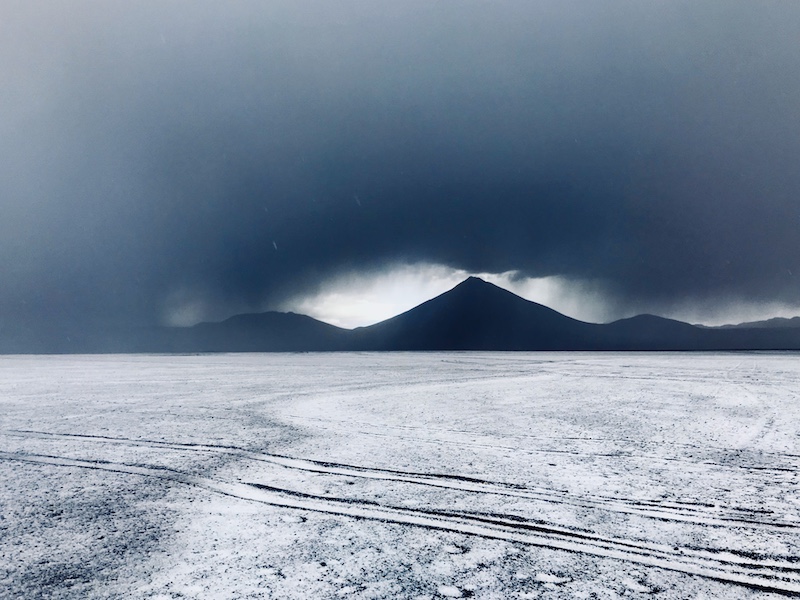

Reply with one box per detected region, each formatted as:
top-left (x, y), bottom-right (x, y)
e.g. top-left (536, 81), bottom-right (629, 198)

top-left (2, 1), bottom-right (799, 328)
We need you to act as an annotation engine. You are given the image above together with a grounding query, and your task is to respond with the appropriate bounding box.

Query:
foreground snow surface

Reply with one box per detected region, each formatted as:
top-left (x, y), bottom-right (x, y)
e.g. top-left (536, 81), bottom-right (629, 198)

top-left (1, 352), bottom-right (799, 599)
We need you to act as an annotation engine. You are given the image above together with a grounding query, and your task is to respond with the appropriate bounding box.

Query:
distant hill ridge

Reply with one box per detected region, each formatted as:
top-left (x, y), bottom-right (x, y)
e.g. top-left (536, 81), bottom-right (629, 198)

top-left (2, 277), bottom-right (800, 353)
top-left (708, 316), bottom-right (800, 330)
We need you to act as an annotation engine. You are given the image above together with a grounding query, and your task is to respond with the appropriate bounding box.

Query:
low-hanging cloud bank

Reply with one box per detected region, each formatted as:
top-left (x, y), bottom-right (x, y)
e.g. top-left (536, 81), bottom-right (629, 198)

top-left (1, 1), bottom-right (799, 331)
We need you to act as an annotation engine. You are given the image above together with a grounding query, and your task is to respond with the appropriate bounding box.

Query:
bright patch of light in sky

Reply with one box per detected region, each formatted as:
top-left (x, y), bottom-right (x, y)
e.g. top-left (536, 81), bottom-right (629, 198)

top-left (279, 265), bottom-right (471, 328)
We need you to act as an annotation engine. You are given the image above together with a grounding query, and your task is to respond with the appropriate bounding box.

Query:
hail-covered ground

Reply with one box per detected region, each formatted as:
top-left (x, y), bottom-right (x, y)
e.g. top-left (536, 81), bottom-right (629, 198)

top-left (1, 352), bottom-right (798, 599)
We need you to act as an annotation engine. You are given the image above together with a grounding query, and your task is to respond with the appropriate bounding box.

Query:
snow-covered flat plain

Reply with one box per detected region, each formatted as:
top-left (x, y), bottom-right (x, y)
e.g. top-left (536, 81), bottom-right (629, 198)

top-left (1, 352), bottom-right (798, 599)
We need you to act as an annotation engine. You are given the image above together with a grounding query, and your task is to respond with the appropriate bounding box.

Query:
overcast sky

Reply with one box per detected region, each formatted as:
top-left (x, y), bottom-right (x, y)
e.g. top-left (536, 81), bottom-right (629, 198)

top-left (2, 1), bottom-right (799, 330)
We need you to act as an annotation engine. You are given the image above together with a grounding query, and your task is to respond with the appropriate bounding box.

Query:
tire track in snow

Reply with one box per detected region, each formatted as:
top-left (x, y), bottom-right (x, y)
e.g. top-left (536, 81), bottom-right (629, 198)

top-left (5, 429), bottom-right (797, 531)
top-left (1, 450), bottom-right (799, 596)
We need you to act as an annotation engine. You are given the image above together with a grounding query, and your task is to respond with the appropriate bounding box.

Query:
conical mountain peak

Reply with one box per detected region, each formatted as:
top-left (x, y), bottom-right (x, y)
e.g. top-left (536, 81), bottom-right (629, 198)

top-left (458, 276), bottom-right (499, 288)
top-left (448, 276), bottom-right (519, 299)
top-left (355, 276), bottom-right (591, 350)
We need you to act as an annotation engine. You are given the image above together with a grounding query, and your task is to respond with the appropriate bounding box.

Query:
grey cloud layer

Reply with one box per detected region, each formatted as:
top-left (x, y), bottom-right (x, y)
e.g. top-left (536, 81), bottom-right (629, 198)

top-left (2, 1), bottom-right (799, 327)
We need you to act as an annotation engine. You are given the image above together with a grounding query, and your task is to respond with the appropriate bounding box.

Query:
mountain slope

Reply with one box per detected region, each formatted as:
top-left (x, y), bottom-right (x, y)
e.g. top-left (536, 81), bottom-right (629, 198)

top-left (602, 314), bottom-right (712, 350)
top-left (166, 311), bottom-right (352, 352)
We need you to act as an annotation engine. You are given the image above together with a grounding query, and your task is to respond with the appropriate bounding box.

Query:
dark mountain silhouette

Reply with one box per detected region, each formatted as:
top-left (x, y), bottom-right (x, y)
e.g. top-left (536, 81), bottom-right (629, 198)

top-left (166, 311), bottom-right (351, 352)
top-left (2, 277), bottom-right (800, 353)
top-left (602, 314), bottom-right (715, 350)
top-left (707, 316), bottom-right (800, 330)
top-left (351, 277), bottom-right (601, 350)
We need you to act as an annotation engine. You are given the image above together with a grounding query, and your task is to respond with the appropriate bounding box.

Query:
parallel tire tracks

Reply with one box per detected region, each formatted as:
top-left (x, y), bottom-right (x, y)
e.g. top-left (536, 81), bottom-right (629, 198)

top-left (1, 449), bottom-right (799, 596)
top-left (5, 429), bottom-right (796, 532)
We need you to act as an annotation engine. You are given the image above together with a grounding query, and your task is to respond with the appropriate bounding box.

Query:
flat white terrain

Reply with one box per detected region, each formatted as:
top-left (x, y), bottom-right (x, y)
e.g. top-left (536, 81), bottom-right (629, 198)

top-left (1, 352), bottom-right (798, 599)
